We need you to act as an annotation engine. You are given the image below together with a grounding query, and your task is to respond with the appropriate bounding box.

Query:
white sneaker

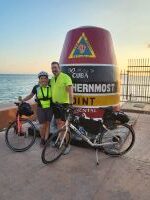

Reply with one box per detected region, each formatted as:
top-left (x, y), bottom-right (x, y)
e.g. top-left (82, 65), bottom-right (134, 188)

top-left (63, 145), bottom-right (71, 155)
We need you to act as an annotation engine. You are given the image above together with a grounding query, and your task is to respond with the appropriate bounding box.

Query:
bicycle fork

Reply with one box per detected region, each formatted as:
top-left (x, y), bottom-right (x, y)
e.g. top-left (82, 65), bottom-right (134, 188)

top-left (17, 115), bottom-right (22, 135)
top-left (55, 121), bottom-right (69, 149)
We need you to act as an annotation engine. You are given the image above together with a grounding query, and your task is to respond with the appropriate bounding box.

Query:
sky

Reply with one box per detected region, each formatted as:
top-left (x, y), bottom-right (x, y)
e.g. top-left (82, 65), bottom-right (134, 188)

top-left (0, 0), bottom-right (149, 74)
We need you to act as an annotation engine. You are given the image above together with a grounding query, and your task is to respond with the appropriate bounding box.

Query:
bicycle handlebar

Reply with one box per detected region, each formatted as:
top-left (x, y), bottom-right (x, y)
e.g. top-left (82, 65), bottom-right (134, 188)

top-left (14, 101), bottom-right (23, 107)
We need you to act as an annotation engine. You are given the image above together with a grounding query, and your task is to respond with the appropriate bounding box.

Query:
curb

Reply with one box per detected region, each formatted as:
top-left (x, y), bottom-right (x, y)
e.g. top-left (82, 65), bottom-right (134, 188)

top-left (122, 108), bottom-right (150, 115)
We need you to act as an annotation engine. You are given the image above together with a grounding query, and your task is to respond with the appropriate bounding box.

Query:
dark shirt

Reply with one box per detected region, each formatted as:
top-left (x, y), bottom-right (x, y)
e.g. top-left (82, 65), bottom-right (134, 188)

top-left (32, 85), bottom-right (39, 95)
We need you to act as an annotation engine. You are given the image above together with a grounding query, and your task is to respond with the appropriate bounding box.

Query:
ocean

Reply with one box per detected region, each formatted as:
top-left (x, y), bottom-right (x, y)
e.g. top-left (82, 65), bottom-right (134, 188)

top-left (0, 74), bottom-right (38, 105)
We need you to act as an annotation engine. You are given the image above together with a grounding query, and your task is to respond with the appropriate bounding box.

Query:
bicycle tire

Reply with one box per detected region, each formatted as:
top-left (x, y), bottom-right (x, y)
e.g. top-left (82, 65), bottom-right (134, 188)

top-left (5, 118), bottom-right (36, 152)
top-left (41, 129), bottom-right (70, 164)
top-left (99, 123), bottom-right (135, 156)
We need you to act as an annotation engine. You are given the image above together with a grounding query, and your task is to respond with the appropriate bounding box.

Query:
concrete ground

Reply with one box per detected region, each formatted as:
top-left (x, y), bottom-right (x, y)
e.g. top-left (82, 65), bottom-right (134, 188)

top-left (0, 112), bottom-right (150, 200)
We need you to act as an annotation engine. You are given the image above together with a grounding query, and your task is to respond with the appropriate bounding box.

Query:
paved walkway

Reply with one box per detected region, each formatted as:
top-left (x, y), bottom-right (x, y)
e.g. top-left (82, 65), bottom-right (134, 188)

top-left (0, 112), bottom-right (150, 200)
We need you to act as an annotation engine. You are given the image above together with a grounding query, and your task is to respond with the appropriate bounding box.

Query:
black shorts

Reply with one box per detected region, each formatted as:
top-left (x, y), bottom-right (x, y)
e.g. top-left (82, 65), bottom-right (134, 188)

top-left (37, 107), bottom-right (53, 124)
top-left (52, 103), bottom-right (69, 121)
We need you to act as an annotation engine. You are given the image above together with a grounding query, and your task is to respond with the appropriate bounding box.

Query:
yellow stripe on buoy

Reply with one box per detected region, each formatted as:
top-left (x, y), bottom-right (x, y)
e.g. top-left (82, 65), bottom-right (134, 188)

top-left (73, 94), bottom-right (120, 106)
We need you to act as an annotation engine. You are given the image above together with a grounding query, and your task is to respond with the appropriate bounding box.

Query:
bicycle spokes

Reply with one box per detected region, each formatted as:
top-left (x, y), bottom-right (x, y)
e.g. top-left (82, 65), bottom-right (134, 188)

top-left (101, 124), bottom-right (135, 156)
top-left (5, 119), bottom-right (36, 152)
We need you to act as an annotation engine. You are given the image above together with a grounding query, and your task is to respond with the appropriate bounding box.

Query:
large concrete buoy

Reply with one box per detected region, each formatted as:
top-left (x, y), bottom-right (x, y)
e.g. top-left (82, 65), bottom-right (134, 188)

top-left (59, 26), bottom-right (120, 118)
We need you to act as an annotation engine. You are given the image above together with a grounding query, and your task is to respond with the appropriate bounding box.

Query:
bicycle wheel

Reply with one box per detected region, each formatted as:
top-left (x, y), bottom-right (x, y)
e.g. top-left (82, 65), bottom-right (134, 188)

top-left (5, 118), bottom-right (36, 152)
top-left (41, 129), bottom-right (70, 164)
top-left (99, 123), bottom-right (135, 156)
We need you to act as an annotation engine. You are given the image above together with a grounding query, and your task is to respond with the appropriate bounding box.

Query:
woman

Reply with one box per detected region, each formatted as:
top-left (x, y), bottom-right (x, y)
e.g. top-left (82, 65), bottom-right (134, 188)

top-left (22, 71), bottom-right (52, 145)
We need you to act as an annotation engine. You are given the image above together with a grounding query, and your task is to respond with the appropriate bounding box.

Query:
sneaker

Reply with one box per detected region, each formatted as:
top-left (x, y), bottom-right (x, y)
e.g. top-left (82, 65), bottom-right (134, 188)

top-left (63, 145), bottom-right (71, 155)
top-left (40, 138), bottom-right (46, 146)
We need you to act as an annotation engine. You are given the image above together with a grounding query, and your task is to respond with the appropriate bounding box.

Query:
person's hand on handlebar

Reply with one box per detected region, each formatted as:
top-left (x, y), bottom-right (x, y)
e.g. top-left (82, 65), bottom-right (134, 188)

top-left (14, 96), bottom-right (23, 106)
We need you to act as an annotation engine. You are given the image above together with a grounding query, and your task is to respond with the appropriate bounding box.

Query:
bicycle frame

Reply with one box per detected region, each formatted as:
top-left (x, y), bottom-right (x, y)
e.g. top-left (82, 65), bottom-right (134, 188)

top-left (57, 117), bottom-right (118, 149)
top-left (69, 123), bottom-right (118, 148)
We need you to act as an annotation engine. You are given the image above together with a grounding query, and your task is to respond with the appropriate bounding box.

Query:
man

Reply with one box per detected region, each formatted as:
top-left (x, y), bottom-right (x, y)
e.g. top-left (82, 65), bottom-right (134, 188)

top-left (50, 61), bottom-right (73, 154)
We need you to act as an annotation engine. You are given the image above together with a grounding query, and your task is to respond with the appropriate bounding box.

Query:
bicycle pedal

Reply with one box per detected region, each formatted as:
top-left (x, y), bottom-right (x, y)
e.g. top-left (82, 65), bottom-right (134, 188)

top-left (18, 132), bottom-right (25, 136)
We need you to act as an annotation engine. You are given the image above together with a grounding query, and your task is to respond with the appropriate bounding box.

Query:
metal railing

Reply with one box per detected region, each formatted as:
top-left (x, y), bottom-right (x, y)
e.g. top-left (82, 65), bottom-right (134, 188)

top-left (120, 58), bottom-right (150, 103)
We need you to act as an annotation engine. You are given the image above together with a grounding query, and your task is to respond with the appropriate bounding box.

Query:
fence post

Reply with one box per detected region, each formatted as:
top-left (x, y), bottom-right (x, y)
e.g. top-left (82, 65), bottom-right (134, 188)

top-left (126, 59), bottom-right (130, 100)
top-left (126, 70), bottom-right (129, 100)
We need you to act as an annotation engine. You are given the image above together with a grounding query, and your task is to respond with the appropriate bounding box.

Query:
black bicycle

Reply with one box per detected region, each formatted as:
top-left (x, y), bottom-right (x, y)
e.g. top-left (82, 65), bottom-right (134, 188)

top-left (41, 105), bottom-right (135, 165)
top-left (5, 102), bottom-right (36, 152)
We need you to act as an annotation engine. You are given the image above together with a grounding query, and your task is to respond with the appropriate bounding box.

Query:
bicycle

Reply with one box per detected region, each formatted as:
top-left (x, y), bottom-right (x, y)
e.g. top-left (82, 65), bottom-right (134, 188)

top-left (5, 102), bottom-right (37, 152)
top-left (41, 105), bottom-right (135, 165)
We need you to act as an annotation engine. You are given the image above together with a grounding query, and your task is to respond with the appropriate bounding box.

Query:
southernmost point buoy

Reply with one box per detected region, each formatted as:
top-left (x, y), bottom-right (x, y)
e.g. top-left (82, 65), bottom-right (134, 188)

top-left (59, 26), bottom-right (120, 118)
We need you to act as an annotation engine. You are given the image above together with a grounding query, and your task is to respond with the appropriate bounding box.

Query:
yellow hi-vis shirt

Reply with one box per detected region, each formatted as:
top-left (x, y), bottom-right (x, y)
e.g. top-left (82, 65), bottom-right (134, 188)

top-left (50, 72), bottom-right (72, 103)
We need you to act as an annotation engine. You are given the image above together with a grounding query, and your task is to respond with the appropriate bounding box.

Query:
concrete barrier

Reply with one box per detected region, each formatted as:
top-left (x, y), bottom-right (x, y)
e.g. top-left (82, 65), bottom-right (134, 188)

top-left (0, 102), bottom-right (37, 130)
